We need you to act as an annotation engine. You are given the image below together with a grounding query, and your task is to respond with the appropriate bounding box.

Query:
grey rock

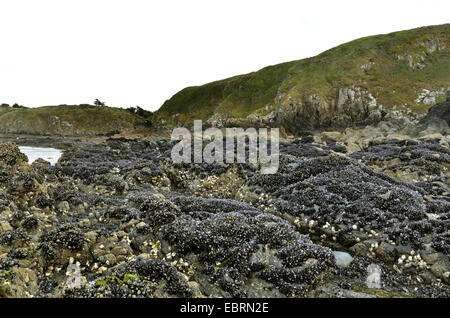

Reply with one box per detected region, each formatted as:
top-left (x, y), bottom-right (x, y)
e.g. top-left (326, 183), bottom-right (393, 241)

top-left (350, 242), bottom-right (369, 256)
top-left (66, 264), bottom-right (83, 289)
top-left (333, 251), bottom-right (353, 268)
top-left (418, 98), bottom-right (450, 129)
top-left (430, 256), bottom-right (450, 284)
top-left (376, 242), bottom-right (397, 262)
top-left (366, 264), bottom-right (382, 289)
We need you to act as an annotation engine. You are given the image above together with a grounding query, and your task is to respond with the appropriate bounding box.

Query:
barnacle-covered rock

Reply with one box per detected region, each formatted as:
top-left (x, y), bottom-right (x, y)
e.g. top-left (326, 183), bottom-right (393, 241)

top-left (0, 133), bottom-right (448, 298)
top-left (0, 142), bottom-right (28, 168)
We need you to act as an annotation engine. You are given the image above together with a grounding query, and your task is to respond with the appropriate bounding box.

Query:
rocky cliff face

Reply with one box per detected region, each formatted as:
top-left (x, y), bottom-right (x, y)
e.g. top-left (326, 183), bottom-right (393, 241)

top-left (156, 24), bottom-right (450, 134)
top-left (274, 86), bottom-right (384, 133)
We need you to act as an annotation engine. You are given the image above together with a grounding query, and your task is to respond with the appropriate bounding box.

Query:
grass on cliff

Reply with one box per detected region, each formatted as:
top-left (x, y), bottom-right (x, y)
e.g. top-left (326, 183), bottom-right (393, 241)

top-left (156, 23), bottom-right (450, 123)
top-left (0, 104), bottom-right (147, 135)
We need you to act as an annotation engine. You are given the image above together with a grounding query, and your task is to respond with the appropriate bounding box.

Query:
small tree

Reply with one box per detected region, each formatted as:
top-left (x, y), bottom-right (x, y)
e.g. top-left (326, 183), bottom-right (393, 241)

top-left (12, 103), bottom-right (26, 109)
top-left (94, 99), bottom-right (105, 106)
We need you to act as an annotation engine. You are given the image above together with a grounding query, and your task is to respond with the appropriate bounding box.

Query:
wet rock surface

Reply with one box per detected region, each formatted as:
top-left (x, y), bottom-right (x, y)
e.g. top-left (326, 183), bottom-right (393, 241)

top-left (417, 98), bottom-right (450, 135)
top-left (419, 96), bottom-right (450, 127)
top-left (0, 131), bottom-right (448, 298)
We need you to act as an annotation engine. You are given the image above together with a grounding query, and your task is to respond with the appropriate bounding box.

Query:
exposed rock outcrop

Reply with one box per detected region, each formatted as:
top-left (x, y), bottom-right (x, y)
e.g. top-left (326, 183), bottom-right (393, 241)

top-left (0, 142), bottom-right (28, 168)
top-left (274, 86), bottom-right (384, 133)
top-left (0, 134), bottom-right (448, 298)
top-left (417, 91), bottom-right (450, 135)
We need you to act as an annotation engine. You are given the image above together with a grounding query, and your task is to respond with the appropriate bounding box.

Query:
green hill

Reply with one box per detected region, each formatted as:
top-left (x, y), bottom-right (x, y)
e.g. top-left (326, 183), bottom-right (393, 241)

top-left (156, 24), bottom-right (450, 133)
top-left (0, 104), bottom-right (150, 136)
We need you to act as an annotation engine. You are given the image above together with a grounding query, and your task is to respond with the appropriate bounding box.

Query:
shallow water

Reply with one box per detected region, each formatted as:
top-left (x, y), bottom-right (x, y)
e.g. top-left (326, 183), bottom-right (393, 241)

top-left (19, 146), bottom-right (62, 165)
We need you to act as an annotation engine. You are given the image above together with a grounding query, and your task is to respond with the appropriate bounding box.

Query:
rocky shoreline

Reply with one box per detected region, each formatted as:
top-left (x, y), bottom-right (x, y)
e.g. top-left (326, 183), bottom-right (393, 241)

top-left (0, 105), bottom-right (449, 298)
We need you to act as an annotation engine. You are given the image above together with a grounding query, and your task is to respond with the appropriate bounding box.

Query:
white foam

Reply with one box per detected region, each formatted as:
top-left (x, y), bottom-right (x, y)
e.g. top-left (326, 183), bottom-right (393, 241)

top-left (19, 146), bottom-right (63, 166)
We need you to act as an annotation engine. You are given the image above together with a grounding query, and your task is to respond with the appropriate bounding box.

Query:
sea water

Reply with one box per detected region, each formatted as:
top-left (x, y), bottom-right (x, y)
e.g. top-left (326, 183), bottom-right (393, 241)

top-left (18, 146), bottom-right (62, 166)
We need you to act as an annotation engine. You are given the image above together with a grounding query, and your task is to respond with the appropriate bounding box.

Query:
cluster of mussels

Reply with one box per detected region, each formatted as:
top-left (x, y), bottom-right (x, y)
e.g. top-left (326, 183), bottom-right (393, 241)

top-left (0, 132), bottom-right (448, 298)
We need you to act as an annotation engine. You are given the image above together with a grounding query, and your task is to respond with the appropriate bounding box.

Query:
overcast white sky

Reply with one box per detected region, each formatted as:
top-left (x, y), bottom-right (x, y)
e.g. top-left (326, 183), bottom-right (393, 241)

top-left (0, 0), bottom-right (448, 110)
